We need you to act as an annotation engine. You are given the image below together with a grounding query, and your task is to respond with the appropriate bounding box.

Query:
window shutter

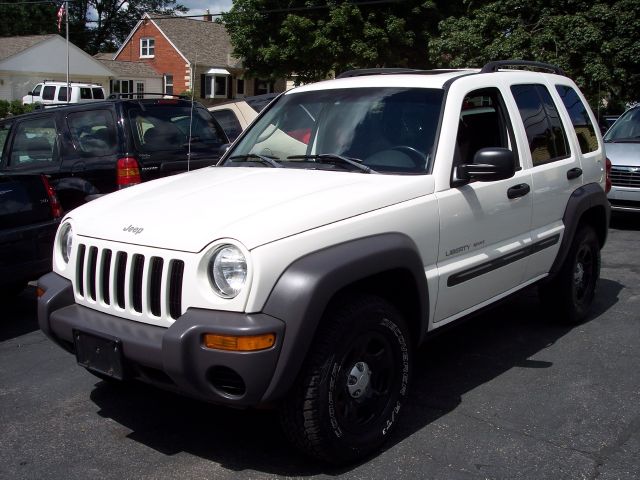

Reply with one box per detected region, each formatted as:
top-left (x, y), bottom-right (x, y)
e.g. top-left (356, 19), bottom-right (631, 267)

top-left (200, 74), bottom-right (206, 99)
top-left (228, 76), bottom-right (233, 99)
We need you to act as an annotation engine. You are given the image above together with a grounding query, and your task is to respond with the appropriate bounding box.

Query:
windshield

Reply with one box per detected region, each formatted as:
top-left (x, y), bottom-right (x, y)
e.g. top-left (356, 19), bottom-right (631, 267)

top-left (604, 108), bottom-right (640, 143)
top-left (224, 87), bottom-right (444, 174)
top-left (129, 105), bottom-right (227, 153)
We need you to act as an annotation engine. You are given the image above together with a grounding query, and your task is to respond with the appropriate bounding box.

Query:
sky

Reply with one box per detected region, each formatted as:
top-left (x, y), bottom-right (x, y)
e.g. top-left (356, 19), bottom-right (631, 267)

top-left (179, 0), bottom-right (234, 16)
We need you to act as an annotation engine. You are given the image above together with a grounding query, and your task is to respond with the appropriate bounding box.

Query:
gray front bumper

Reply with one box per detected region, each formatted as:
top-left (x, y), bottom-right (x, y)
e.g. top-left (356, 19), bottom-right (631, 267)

top-left (37, 272), bottom-right (285, 407)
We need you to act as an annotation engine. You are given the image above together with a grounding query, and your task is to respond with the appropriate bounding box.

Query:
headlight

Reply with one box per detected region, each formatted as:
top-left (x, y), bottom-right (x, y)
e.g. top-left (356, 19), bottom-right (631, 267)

top-left (209, 245), bottom-right (247, 298)
top-left (59, 223), bottom-right (73, 264)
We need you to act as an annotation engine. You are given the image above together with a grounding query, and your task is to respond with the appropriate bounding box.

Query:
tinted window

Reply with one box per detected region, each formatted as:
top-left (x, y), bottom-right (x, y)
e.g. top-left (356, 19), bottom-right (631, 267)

top-left (511, 84), bottom-right (570, 165)
top-left (80, 88), bottom-right (92, 100)
top-left (67, 110), bottom-right (118, 156)
top-left (604, 107), bottom-right (640, 142)
top-left (211, 109), bottom-right (243, 141)
top-left (42, 86), bottom-right (56, 101)
top-left (0, 122), bottom-right (11, 158)
top-left (32, 84), bottom-right (42, 96)
top-left (555, 85), bottom-right (598, 153)
top-left (58, 87), bottom-right (71, 102)
top-left (455, 88), bottom-right (516, 167)
top-left (93, 88), bottom-right (105, 99)
top-left (129, 105), bottom-right (226, 153)
top-left (9, 116), bottom-right (57, 167)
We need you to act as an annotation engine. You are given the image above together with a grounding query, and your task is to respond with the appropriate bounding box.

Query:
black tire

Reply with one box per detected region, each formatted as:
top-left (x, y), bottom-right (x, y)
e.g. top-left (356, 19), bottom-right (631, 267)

top-left (279, 295), bottom-right (411, 465)
top-left (540, 226), bottom-right (600, 324)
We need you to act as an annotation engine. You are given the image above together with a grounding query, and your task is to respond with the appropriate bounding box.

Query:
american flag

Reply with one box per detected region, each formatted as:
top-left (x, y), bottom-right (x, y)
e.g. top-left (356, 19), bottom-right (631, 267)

top-left (57, 3), bottom-right (65, 32)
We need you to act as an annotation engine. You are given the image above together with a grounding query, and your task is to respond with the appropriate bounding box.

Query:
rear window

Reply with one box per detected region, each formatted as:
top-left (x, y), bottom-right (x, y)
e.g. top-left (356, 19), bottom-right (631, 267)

top-left (555, 85), bottom-right (599, 153)
top-left (92, 88), bottom-right (105, 99)
top-left (129, 104), bottom-right (227, 153)
top-left (67, 110), bottom-right (118, 157)
top-left (9, 116), bottom-right (58, 167)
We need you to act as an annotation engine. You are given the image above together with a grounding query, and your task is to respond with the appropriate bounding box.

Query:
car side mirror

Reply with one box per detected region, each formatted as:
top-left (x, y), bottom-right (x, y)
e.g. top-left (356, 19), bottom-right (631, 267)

top-left (456, 147), bottom-right (516, 183)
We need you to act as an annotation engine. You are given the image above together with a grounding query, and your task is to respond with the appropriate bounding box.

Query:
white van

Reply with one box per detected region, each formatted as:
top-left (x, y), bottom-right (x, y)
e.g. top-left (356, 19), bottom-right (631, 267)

top-left (22, 81), bottom-right (106, 106)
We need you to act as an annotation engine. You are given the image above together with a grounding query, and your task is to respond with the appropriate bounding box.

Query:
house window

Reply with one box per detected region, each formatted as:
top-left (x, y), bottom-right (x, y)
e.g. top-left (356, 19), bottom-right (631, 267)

top-left (202, 74), bottom-right (229, 99)
top-left (136, 82), bottom-right (144, 99)
top-left (255, 79), bottom-right (274, 95)
top-left (164, 75), bottom-right (173, 95)
top-left (140, 37), bottom-right (155, 58)
top-left (110, 79), bottom-right (134, 98)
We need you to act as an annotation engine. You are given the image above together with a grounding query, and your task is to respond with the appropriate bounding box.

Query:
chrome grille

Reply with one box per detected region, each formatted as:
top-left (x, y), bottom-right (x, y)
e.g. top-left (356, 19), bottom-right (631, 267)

top-left (74, 242), bottom-right (184, 321)
top-left (610, 166), bottom-right (640, 188)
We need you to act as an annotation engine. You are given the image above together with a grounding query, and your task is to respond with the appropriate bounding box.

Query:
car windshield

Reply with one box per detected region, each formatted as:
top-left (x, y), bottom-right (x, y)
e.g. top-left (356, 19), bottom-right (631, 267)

top-left (129, 104), bottom-right (227, 153)
top-left (604, 108), bottom-right (640, 143)
top-left (224, 87), bottom-right (444, 174)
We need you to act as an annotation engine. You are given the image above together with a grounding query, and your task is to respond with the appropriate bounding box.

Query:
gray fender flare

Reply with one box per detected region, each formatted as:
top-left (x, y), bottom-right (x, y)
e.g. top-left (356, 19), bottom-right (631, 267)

top-left (549, 183), bottom-right (610, 277)
top-left (259, 232), bottom-right (428, 403)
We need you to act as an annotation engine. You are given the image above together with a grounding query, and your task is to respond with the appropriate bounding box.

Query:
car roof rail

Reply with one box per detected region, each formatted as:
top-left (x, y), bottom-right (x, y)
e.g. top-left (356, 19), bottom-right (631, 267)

top-left (481, 60), bottom-right (566, 76)
top-left (106, 93), bottom-right (189, 100)
top-left (337, 68), bottom-right (428, 78)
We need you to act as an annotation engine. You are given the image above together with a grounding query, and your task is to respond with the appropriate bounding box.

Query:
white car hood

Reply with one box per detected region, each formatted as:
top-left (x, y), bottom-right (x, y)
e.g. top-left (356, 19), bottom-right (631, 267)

top-left (69, 167), bottom-right (434, 252)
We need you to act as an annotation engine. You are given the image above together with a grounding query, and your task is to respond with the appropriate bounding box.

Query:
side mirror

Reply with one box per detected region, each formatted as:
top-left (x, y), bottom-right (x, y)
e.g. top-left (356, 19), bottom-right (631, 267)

top-left (456, 147), bottom-right (516, 183)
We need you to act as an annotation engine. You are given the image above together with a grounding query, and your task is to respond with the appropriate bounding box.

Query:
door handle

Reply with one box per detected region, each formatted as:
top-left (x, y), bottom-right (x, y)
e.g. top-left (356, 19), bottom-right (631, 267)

top-left (507, 183), bottom-right (530, 199)
top-left (567, 167), bottom-right (583, 180)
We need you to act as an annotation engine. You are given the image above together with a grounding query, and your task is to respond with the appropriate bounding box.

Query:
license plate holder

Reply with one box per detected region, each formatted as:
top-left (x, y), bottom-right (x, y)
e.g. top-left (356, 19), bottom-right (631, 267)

top-left (73, 330), bottom-right (125, 380)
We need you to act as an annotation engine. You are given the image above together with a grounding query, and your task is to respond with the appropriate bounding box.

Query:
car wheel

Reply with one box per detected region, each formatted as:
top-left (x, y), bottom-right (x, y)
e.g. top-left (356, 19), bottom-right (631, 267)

top-left (540, 225), bottom-right (600, 324)
top-left (279, 294), bottom-right (411, 464)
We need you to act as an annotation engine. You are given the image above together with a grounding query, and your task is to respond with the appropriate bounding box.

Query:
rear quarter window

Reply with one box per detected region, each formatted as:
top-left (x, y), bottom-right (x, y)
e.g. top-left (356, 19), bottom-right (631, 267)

top-left (211, 109), bottom-right (243, 141)
top-left (555, 85), bottom-right (599, 153)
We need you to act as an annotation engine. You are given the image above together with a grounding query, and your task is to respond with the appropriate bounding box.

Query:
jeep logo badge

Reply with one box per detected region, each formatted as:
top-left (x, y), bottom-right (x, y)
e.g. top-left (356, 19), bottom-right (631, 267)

top-left (122, 224), bottom-right (144, 235)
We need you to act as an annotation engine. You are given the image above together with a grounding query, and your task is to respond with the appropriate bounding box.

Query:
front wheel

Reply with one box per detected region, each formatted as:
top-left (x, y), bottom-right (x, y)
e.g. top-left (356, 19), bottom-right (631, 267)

top-left (279, 295), bottom-right (411, 464)
top-left (540, 226), bottom-right (600, 324)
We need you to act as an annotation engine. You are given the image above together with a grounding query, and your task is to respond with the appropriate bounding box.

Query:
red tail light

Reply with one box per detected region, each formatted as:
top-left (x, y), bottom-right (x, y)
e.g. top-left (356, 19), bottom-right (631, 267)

top-left (41, 175), bottom-right (62, 218)
top-left (117, 157), bottom-right (141, 188)
top-left (605, 157), bottom-right (612, 193)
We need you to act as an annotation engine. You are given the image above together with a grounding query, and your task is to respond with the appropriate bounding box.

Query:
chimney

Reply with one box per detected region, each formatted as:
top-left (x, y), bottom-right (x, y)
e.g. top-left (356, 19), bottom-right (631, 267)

top-left (204, 9), bottom-right (212, 22)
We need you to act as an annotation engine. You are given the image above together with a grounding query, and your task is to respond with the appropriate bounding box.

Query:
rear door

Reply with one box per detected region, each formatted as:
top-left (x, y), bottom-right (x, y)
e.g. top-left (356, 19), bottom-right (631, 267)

top-left (124, 101), bottom-right (228, 180)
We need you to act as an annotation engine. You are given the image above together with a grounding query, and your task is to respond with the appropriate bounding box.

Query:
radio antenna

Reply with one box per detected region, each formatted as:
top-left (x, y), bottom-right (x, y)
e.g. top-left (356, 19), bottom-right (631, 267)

top-left (187, 53), bottom-right (197, 172)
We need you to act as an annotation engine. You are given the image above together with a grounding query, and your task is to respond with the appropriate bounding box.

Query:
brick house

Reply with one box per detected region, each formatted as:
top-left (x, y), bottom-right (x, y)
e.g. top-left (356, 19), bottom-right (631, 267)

top-left (114, 13), bottom-right (286, 104)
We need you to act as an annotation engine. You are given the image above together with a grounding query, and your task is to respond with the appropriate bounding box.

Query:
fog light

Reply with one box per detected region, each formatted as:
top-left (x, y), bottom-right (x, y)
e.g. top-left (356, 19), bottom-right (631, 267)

top-left (203, 333), bottom-right (275, 351)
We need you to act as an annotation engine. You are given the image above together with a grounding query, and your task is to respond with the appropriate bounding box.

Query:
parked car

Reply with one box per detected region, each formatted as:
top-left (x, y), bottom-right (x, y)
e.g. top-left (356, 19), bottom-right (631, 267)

top-left (1, 172), bottom-right (61, 296)
top-left (209, 93), bottom-right (279, 141)
top-left (600, 114), bottom-right (620, 133)
top-left (38, 61), bottom-right (610, 464)
top-left (604, 106), bottom-right (640, 212)
top-left (22, 81), bottom-right (106, 106)
top-left (0, 96), bottom-right (229, 211)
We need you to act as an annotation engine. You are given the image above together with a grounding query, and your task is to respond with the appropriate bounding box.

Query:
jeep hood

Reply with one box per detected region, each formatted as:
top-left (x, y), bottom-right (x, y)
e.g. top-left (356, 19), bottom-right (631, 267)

top-left (68, 167), bottom-right (434, 252)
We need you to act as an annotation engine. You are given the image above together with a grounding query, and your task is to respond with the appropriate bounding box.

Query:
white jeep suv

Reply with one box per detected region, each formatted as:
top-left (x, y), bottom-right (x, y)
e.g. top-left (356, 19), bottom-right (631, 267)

top-left (38, 60), bottom-right (611, 464)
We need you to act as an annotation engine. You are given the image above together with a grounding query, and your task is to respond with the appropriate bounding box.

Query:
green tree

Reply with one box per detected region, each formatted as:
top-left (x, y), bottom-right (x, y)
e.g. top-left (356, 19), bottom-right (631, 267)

top-left (1, 0), bottom-right (187, 55)
top-left (222, 0), bottom-right (462, 84)
top-left (429, 0), bottom-right (640, 111)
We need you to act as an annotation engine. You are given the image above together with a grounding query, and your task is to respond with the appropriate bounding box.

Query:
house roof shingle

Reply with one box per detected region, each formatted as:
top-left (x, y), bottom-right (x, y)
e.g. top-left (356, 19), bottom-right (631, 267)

top-left (98, 59), bottom-right (161, 77)
top-left (150, 16), bottom-right (241, 68)
top-left (0, 34), bottom-right (59, 61)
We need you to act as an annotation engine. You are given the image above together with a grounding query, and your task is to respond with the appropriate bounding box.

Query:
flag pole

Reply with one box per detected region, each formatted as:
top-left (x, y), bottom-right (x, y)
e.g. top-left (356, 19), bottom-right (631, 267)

top-left (65, 0), bottom-right (69, 103)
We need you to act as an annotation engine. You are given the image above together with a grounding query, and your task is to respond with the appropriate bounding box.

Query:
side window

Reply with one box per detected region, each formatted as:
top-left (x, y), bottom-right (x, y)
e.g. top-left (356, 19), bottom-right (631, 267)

top-left (9, 116), bottom-right (58, 167)
top-left (67, 110), bottom-right (117, 157)
top-left (511, 84), bottom-right (570, 166)
top-left (0, 122), bottom-right (12, 159)
top-left (92, 88), bottom-right (105, 100)
top-left (58, 87), bottom-right (71, 102)
top-left (211, 109), bottom-right (243, 141)
top-left (555, 85), bottom-right (599, 154)
top-left (454, 88), bottom-right (516, 166)
top-left (32, 84), bottom-right (42, 96)
top-left (80, 88), bottom-right (92, 100)
top-left (42, 86), bottom-right (56, 101)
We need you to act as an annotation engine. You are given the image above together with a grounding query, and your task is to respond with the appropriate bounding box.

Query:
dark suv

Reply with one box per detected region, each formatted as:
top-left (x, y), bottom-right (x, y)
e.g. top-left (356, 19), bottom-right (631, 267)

top-left (0, 97), bottom-right (228, 211)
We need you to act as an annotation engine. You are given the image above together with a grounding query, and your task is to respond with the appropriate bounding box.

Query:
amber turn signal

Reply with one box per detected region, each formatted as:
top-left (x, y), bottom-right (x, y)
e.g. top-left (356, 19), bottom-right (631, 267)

top-left (203, 333), bottom-right (275, 352)
top-left (36, 287), bottom-right (45, 298)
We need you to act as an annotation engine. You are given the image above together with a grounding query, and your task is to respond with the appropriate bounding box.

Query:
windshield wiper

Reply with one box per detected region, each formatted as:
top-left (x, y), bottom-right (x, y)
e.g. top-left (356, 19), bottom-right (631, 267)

top-left (227, 153), bottom-right (283, 168)
top-left (286, 154), bottom-right (377, 173)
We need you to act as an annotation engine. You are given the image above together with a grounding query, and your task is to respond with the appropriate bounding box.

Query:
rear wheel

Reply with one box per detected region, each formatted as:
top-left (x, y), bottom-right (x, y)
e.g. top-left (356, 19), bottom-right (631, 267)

top-left (540, 226), bottom-right (600, 324)
top-left (279, 295), bottom-right (411, 464)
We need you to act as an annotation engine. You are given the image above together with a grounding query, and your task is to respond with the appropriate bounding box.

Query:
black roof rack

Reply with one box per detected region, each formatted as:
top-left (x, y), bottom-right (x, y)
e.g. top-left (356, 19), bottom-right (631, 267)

top-left (337, 68), bottom-right (468, 78)
top-left (480, 60), bottom-right (565, 76)
top-left (106, 93), bottom-right (189, 100)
